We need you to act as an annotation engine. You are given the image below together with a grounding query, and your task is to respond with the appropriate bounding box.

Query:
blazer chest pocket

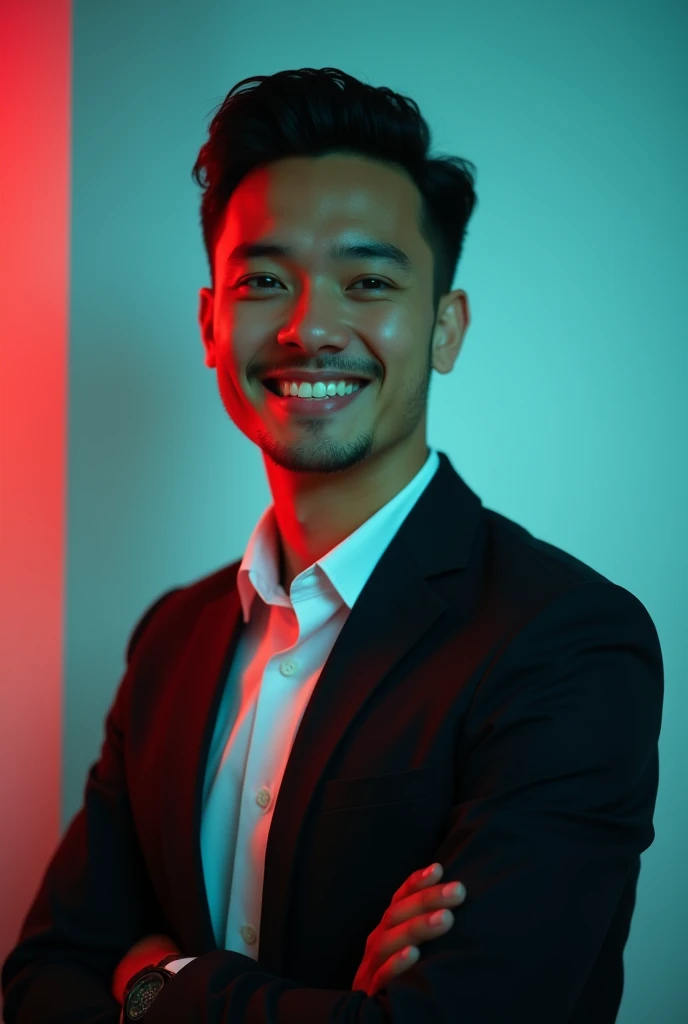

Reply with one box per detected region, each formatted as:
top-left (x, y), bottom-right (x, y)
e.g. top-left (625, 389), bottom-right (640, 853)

top-left (319, 766), bottom-right (430, 812)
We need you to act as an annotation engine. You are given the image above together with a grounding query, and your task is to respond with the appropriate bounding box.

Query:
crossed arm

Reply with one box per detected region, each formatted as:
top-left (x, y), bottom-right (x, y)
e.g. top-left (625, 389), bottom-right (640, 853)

top-left (2, 582), bottom-right (663, 1024)
top-left (112, 861), bottom-right (467, 1011)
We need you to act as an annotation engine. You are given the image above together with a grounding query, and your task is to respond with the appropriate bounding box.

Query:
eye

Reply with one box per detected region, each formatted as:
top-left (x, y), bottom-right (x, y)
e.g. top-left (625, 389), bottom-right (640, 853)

top-left (236, 275), bottom-right (391, 291)
top-left (237, 275), bottom-right (282, 290)
top-left (353, 277), bottom-right (391, 290)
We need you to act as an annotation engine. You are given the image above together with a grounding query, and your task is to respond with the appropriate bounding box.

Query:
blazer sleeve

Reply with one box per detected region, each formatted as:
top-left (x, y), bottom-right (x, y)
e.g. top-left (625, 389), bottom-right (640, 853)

top-left (1, 588), bottom-right (182, 1024)
top-left (140, 581), bottom-right (664, 1024)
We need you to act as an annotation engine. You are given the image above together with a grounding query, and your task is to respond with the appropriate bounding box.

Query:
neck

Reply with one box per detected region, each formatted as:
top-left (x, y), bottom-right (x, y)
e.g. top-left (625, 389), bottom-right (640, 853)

top-left (266, 438), bottom-right (429, 591)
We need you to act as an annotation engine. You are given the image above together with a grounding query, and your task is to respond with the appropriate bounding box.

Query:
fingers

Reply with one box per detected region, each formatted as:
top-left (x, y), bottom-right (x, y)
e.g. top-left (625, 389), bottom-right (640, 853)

top-left (389, 864), bottom-right (444, 905)
top-left (368, 945), bottom-right (420, 996)
top-left (384, 878), bottom-right (466, 929)
top-left (373, 876), bottom-right (467, 967)
top-left (374, 903), bottom-right (457, 966)
top-left (365, 861), bottom-right (467, 995)
top-left (390, 862), bottom-right (443, 904)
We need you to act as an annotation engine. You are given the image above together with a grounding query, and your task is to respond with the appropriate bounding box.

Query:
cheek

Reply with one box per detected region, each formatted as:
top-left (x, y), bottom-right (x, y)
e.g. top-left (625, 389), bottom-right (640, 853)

top-left (214, 362), bottom-right (251, 423)
top-left (375, 306), bottom-right (425, 364)
top-left (375, 330), bottom-right (426, 395)
top-left (211, 327), bottom-right (252, 397)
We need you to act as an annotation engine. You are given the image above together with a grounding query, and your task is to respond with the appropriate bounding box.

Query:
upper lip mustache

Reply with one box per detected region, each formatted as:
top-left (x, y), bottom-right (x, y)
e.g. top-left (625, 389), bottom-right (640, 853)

top-left (260, 370), bottom-right (372, 383)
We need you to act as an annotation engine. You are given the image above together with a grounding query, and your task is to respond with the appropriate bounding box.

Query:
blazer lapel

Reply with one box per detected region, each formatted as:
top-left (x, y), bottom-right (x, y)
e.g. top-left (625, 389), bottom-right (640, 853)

top-left (159, 584), bottom-right (246, 954)
top-left (258, 453), bottom-right (483, 974)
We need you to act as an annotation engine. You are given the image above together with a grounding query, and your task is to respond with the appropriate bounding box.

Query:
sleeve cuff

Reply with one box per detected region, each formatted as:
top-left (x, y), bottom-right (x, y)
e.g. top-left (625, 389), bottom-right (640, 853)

top-left (164, 956), bottom-right (197, 974)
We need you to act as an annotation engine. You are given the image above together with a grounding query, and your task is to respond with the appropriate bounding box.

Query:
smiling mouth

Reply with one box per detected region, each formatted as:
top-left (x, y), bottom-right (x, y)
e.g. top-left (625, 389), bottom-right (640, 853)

top-left (261, 379), bottom-right (370, 398)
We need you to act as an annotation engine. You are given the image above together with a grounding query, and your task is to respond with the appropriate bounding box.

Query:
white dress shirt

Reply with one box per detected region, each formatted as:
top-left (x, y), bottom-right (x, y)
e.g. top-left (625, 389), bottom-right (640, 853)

top-left (164, 447), bottom-right (440, 975)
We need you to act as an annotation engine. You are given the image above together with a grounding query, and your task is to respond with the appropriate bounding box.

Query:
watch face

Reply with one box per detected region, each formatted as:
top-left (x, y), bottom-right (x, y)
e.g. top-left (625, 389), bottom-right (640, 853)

top-left (124, 970), bottom-right (167, 1019)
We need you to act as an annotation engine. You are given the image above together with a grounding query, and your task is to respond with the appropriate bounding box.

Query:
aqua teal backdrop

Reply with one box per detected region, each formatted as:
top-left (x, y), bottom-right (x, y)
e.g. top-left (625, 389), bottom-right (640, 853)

top-left (65, 2), bottom-right (687, 1020)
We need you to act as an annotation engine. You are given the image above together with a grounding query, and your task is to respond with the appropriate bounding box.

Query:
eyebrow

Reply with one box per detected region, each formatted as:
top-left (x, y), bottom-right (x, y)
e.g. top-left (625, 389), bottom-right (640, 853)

top-left (225, 238), bottom-right (414, 274)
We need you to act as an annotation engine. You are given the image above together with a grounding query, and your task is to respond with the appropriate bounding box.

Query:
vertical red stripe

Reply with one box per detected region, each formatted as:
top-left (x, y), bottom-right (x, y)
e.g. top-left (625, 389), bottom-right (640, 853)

top-left (0, 0), bottom-right (71, 996)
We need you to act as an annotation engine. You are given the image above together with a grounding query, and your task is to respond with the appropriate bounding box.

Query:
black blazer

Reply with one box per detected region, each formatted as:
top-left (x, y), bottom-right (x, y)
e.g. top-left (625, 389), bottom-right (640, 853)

top-left (2, 452), bottom-right (664, 1023)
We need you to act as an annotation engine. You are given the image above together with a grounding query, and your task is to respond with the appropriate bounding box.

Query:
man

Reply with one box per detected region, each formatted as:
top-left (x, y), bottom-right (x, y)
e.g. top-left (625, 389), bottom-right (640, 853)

top-left (2, 146), bottom-right (663, 1023)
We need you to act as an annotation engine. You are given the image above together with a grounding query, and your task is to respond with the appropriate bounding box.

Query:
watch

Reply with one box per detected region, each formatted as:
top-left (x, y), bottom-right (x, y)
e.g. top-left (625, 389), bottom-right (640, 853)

top-left (121, 954), bottom-right (181, 1021)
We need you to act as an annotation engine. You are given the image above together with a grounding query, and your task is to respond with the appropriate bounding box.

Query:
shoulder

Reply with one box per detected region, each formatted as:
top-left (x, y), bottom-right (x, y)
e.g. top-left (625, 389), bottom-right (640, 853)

top-left (125, 559), bottom-right (242, 663)
top-left (479, 506), bottom-right (658, 644)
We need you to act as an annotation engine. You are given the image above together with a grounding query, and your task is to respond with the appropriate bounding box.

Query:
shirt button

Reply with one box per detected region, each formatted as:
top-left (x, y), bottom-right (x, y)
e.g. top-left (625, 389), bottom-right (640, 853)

top-left (240, 924), bottom-right (257, 945)
top-left (279, 658), bottom-right (298, 676)
top-left (255, 787), bottom-right (271, 810)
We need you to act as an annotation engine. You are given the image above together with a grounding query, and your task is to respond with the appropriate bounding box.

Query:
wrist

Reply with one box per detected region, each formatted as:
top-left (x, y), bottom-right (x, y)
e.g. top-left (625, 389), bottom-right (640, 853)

top-left (121, 958), bottom-right (179, 1022)
top-left (114, 949), bottom-right (180, 1004)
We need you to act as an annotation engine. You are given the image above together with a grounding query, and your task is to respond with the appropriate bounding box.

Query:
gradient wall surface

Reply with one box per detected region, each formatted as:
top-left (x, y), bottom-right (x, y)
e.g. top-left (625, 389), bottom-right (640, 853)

top-left (1, 0), bottom-right (686, 1020)
top-left (0, 3), bottom-right (70, 1019)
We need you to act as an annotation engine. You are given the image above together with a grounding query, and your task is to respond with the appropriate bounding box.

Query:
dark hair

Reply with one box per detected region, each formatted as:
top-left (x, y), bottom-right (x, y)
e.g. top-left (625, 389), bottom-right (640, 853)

top-left (192, 67), bottom-right (478, 314)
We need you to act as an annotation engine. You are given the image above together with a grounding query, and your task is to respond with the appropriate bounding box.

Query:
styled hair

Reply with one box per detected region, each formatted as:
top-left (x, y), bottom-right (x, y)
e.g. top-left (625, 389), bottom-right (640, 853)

top-left (192, 67), bottom-right (478, 314)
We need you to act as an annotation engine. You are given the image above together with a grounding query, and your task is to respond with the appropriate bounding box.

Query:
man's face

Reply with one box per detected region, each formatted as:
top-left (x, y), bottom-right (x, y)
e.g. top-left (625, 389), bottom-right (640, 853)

top-left (198, 153), bottom-right (468, 475)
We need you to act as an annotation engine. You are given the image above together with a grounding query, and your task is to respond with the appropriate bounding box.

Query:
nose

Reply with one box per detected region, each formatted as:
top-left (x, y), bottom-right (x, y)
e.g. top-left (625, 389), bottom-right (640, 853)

top-left (277, 303), bottom-right (350, 356)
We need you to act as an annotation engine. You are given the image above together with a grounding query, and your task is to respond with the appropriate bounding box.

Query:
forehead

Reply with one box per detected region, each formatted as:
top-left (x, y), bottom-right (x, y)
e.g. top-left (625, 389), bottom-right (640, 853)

top-left (218, 153), bottom-right (427, 259)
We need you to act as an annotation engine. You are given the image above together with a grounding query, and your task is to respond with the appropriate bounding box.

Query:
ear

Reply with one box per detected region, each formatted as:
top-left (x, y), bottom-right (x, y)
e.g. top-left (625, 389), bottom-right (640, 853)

top-left (199, 287), bottom-right (216, 368)
top-left (431, 290), bottom-right (470, 375)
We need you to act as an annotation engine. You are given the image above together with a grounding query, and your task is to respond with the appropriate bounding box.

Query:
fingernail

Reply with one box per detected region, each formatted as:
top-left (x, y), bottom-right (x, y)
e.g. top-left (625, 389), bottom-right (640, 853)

top-left (442, 882), bottom-right (465, 899)
top-left (422, 863), bottom-right (439, 879)
top-left (428, 910), bottom-right (450, 926)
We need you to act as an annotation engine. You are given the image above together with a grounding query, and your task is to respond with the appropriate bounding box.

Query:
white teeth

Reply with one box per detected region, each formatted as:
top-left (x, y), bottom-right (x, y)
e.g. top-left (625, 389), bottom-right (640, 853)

top-left (276, 379), bottom-right (363, 399)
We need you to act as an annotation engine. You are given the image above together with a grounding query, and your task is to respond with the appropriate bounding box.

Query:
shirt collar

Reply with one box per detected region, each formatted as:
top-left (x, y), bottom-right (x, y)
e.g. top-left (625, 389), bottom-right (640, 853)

top-left (237, 447), bottom-right (440, 623)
